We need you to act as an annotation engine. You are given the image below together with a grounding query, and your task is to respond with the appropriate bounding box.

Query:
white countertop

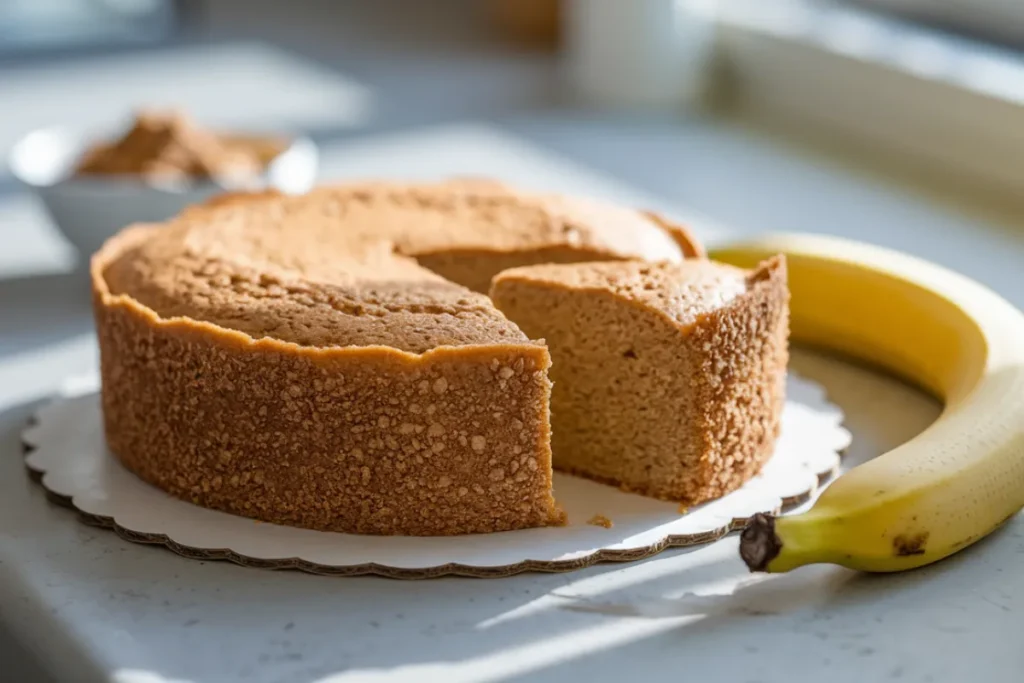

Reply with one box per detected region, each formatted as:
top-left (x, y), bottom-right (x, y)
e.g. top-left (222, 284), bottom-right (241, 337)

top-left (2, 5), bottom-right (1024, 682)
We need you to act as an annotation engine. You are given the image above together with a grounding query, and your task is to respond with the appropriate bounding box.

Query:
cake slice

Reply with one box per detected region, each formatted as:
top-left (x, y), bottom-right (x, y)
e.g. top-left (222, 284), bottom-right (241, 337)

top-left (490, 256), bottom-right (789, 504)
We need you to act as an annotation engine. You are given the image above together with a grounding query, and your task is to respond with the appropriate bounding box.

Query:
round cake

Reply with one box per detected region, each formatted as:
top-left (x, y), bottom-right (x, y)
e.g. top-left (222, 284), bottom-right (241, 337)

top-left (91, 180), bottom-right (704, 535)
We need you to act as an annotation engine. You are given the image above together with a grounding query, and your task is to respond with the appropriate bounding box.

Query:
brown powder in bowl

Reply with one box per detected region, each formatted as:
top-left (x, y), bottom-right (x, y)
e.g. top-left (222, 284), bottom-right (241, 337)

top-left (75, 110), bottom-right (286, 185)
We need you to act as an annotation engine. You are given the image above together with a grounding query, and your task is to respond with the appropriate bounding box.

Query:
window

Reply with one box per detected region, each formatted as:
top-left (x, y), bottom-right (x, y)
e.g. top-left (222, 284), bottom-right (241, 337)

top-left (850, 0), bottom-right (1024, 45)
top-left (712, 0), bottom-right (1024, 209)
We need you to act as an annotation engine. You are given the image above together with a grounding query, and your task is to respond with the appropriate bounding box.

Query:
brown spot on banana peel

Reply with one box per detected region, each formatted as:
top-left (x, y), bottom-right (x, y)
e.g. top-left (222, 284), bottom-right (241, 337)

top-left (893, 532), bottom-right (929, 556)
top-left (740, 513), bottom-right (783, 572)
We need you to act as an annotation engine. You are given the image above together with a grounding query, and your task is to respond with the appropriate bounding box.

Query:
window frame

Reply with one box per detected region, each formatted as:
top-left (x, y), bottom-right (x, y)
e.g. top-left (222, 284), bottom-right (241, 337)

top-left (707, 0), bottom-right (1024, 208)
top-left (851, 0), bottom-right (1024, 46)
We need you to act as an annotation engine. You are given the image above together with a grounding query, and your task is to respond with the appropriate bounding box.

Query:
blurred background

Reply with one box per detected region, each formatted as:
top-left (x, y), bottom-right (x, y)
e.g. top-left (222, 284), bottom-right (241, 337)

top-left (1, 0), bottom-right (1023, 294)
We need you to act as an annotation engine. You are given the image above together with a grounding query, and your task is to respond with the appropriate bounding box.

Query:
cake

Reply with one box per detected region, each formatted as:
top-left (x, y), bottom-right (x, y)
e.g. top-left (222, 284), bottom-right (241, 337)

top-left (91, 179), bottom-right (704, 535)
top-left (490, 257), bottom-right (789, 504)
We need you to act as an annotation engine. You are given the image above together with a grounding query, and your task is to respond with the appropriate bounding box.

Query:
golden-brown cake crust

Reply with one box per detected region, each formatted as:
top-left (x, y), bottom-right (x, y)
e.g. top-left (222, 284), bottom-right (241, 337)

top-left (92, 180), bottom-right (700, 535)
top-left (93, 232), bottom-right (561, 536)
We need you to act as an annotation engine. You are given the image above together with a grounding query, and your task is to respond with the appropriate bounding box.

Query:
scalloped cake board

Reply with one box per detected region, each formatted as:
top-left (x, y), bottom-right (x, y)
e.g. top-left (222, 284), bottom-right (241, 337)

top-left (22, 372), bottom-right (850, 578)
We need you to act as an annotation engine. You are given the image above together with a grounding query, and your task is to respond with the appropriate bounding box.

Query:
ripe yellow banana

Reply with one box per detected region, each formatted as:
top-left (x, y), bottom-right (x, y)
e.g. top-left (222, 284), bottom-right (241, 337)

top-left (709, 233), bottom-right (1024, 573)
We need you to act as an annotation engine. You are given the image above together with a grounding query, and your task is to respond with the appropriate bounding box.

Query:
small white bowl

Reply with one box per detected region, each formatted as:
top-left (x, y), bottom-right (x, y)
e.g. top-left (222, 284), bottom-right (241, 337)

top-left (9, 125), bottom-right (319, 260)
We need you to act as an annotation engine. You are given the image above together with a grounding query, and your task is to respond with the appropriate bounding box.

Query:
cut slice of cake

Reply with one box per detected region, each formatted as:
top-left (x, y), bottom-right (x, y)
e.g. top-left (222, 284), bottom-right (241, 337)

top-left (490, 256), bottom-right (789, 505)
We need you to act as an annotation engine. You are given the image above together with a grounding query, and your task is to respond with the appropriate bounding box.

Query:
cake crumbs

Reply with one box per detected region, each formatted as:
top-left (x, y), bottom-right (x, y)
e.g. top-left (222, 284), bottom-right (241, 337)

top-left (587, 514), bottom-right (614, 529)
top-left (677, 503), bottom-right (690, 515)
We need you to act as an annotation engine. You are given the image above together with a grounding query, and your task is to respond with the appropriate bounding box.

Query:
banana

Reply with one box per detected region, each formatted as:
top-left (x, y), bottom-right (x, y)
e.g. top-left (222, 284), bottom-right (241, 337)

top-left (708, 233), bottom-right (1024, 573)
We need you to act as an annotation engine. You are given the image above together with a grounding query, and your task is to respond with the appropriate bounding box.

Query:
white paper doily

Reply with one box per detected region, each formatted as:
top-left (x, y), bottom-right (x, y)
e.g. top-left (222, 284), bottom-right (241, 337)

top-left (22, 372), bottom-right (850, 578)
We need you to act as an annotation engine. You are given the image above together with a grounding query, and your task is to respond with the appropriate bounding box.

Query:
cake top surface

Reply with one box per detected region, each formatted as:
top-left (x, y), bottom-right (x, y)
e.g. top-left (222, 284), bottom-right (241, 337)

top-left (492, 258), bottom-right (782, 328)
top-left (169, 179), bottom-right (691, 257)
top-left (98, 179), bottom-right (702, 353)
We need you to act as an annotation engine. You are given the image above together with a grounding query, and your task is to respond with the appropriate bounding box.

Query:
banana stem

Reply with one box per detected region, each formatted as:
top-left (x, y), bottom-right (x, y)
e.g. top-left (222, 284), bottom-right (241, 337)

top-left (740, 513), bottom-right (835, 573)
top-left (739, 513), bottom-right (781, 572)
